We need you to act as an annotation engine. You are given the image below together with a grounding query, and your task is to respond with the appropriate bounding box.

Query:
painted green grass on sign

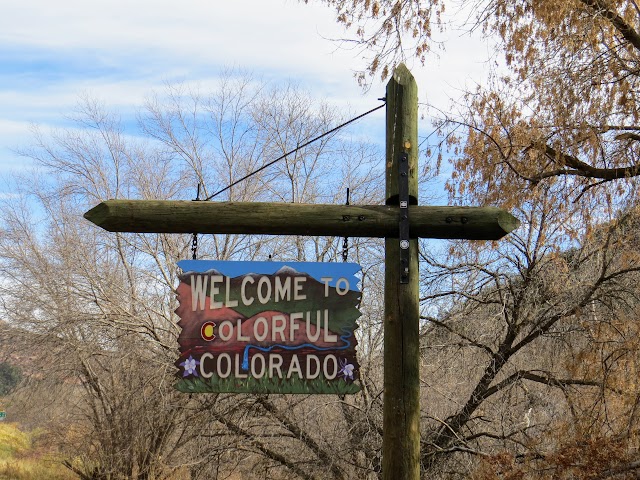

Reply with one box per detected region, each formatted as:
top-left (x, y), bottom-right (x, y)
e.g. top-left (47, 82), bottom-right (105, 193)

top-left (175, 374), bottom-right (361, 395)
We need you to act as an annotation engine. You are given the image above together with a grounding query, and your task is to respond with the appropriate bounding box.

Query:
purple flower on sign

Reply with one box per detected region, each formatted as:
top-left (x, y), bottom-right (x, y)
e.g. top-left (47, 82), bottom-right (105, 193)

top-left (339, 358), bottom-right (354, 381)
top-left (180, 355), bottom-right (200, 377)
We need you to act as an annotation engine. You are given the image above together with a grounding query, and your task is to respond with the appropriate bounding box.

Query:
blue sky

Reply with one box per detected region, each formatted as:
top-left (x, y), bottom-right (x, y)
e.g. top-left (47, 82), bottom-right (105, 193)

top-left (0, 0), bottom-right (493, 186)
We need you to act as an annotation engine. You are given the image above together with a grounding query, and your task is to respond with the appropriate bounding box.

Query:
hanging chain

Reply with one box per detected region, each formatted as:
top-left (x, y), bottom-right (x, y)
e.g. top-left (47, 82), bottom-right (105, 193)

top-left (342, 188), bottom-right (350, 262)
top-left (191, 233), bottom-right (198, 260)
top-left (342, 235), bottom-right (349, 262)
top-left (192, 183), bottom-right (201, 260)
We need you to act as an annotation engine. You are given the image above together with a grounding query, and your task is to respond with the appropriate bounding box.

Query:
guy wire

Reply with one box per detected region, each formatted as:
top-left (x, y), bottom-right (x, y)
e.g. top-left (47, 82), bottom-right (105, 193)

top-left (204, 101), bottom-right (386, 201)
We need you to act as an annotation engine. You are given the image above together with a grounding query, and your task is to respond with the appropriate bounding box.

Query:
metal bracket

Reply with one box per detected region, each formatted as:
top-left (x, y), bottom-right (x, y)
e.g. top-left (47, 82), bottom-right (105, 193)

top-left (399, 152), bottom-right (410, 284)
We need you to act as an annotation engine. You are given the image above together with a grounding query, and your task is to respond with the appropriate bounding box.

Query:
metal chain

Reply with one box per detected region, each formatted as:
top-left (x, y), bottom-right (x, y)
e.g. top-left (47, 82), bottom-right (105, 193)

top-left (192, 182), bottom-right (201, 260)
top-left (342, 236), bottom-right (348, 262)
top-left (342, 188), bottom-right (349, 262)
top-left (191, 233), bottom-right (198, 260)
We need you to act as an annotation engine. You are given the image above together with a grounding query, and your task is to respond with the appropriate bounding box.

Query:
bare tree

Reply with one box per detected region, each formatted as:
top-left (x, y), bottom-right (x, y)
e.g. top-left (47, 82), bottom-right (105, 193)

top-left (417, 187), bottom-right (640, 478)
top-left (0, 72), bottom-right (388, 479)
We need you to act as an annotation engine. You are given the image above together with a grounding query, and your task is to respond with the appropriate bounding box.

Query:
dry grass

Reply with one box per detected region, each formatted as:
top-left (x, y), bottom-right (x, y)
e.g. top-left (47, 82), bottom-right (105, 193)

top-left (0, 422), bottom-right (76, 480)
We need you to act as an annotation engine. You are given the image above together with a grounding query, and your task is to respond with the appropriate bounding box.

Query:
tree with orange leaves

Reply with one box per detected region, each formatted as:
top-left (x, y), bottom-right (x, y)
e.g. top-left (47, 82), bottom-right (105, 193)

top-left (313, 0), bottom-right (640, 211)
top-left (310, 2), bottom-right (640, 478)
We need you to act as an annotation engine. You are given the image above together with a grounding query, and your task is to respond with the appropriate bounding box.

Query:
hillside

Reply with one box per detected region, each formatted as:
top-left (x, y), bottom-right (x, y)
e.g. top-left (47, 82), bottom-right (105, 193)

top-left (0, 423), bottom-right (74, 480)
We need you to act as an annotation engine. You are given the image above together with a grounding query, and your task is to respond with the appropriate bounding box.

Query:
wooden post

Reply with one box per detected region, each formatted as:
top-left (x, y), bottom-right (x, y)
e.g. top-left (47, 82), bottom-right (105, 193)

top-left (384, 64), bottom-right (420, 479)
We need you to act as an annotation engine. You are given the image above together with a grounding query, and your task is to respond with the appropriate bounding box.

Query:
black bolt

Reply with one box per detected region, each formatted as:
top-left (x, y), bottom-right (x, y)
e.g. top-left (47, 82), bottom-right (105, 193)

top-left (461, 217), bottom-right (468, 224)
top-left (446, 217), bottom-right (453, 223)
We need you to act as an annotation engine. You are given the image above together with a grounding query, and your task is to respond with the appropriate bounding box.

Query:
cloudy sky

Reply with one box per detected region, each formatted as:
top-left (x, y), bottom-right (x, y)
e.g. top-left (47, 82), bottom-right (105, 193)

top-left (0, 0), bottom-right (493, 180)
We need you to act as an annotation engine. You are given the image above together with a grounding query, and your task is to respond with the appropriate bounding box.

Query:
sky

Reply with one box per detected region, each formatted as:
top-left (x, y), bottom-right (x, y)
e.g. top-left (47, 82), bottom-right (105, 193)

top-left (0, 0), bottom-right (494, 189)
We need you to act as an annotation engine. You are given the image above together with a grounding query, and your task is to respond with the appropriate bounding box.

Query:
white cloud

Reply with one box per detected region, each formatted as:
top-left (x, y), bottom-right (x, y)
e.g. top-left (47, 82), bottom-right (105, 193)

top-left (0, 0), bottom-right (355, 76)
top-left (0, 0), bottom-right (495, 182)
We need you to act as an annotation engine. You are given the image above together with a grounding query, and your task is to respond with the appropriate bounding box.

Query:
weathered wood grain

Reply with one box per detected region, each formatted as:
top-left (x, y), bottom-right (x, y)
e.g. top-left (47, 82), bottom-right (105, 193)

top-left (84, 200), bottom-right (519, 240)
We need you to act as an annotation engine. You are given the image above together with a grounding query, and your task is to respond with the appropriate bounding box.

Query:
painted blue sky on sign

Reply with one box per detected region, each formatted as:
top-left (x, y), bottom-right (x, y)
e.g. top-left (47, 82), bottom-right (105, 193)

top-left (178, 260), bottom-right (361, 291)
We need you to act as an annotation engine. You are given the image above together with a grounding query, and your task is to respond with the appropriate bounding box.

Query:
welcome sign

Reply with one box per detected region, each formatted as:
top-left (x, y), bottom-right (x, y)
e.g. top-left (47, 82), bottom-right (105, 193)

top-left (174, 260), bottom-right (362, 394)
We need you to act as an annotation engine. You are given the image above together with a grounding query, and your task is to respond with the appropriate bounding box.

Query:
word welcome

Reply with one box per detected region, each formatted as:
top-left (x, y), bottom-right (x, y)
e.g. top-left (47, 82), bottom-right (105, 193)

top-left (190, 274), bottom-right (352, 311)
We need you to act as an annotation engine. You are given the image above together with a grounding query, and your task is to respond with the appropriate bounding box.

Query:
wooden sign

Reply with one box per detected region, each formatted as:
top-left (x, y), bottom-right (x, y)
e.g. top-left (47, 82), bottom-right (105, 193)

top-left (174, 260), bottom-right (362, 394)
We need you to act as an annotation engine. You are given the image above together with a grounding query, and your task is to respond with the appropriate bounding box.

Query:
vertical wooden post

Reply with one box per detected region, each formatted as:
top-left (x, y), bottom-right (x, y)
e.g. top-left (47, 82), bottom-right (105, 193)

top-left (383, 64), bottom-right (420, 479)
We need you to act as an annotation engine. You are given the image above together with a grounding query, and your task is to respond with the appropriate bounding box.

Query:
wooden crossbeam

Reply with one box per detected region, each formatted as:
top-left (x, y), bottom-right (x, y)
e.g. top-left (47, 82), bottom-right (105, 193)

top-left (84, 200), bottom-right (519, 240)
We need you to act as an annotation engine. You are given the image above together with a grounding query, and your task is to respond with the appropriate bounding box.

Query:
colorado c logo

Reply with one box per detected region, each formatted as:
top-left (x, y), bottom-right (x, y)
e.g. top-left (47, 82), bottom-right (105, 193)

top-left (200, 321), bottom-right (216, 341)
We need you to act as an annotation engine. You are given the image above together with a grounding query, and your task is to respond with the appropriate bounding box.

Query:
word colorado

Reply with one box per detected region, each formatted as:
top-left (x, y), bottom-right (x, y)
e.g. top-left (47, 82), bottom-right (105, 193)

top-left (199, 352), bottom-right (343, 381)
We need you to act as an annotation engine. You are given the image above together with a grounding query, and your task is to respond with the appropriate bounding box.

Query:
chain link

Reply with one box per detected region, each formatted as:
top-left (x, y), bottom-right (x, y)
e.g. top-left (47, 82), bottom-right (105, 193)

top-left (191, 233), bottom-right (198, 260)
top-left (342, 188), bottom-right (349, 262)
top-left (192, 182), bottom-right (201, 260)
top-left (342, 236), bottom-right (348, 262)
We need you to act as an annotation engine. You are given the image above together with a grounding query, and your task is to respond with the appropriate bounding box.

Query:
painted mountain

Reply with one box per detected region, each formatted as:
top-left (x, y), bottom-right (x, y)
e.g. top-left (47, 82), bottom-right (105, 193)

top-left (174, 261), bottom-right (362, 394)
